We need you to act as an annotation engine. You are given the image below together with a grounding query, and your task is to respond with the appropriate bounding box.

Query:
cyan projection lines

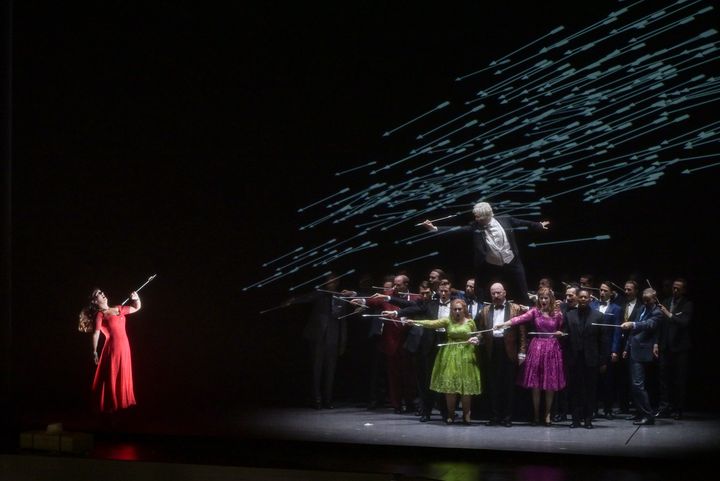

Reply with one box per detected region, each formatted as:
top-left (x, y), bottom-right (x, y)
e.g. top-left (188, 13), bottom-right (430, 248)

top-left (245, 0), bottom-right (719, 292)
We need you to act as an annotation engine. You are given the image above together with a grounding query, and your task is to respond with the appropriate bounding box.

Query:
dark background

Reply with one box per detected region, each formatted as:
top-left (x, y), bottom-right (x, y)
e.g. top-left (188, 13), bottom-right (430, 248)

top-left (6, 1), bottom-right (719, 437)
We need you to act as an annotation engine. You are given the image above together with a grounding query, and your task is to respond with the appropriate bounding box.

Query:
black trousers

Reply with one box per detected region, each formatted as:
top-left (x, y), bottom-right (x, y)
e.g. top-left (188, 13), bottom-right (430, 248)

top-left (599, 358), bottom-right (616, 413)
top-left (415, 349), bottom-right (441, 416)
top-left (614, 357), bottom-right (631, 412)
top-left (367, 335), bottom-right (385, 405)
top-left (478, 257), bottom-right (530, 306)
top-left (487, 338), bottom-right (518, 422)
top-left (569, 353), bottom-right (599, 423)
top-left (310, 332), bottom-right (339, 404)
top-left (658, 350), bottom-right (690, 413)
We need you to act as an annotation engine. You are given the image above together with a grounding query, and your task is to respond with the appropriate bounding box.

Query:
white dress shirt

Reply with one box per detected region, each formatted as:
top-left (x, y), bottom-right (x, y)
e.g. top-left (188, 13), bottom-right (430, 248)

top-left (492, 303), bottom-right (507, 338)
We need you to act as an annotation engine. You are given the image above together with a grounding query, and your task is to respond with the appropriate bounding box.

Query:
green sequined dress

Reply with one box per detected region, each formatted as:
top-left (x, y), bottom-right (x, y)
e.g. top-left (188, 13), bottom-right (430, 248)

top-left (413, 318), bottom-right (482, 395)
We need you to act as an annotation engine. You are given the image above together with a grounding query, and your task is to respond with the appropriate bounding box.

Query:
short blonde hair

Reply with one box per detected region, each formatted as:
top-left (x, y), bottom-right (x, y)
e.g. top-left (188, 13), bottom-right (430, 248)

top-left (472, 202), bottom-right (493, 219)
top-left (450, 299), bottom-right (469, 320)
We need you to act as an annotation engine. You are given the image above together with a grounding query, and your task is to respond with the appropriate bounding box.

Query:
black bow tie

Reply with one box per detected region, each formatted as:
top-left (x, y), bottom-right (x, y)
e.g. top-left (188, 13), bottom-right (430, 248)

top-left (493, 304), bottom-right (505, 310)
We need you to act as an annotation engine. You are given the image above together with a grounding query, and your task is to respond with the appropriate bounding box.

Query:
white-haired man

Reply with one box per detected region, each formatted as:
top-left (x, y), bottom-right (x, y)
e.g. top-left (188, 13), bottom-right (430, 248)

top-left (421, 202), bottom-right (549, 305)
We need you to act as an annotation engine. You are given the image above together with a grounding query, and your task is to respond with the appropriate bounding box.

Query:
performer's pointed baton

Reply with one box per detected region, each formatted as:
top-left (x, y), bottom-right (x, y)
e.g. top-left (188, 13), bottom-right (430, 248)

top-left (122, 274), bottom-right (157, 305)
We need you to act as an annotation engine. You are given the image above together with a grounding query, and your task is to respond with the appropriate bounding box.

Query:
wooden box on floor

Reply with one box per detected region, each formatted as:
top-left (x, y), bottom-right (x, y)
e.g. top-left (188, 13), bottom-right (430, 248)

top-left (20, 431), bottom-right (94, 454)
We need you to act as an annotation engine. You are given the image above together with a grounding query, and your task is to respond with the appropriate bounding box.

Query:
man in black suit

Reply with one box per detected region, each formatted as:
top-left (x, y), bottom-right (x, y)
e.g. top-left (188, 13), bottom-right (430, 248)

top-left (386, 283), bottom-right (452, 422)
top-left (287, 274), bottom-right (355, 409)
top-left (621, 288), bottom-right (662, 425)
top-left (655, 278), bottom-right (693, 420)
top-left (551, 284), bottom-right (579, 422)
top-left (565, 288), bottom-right (609, 429)
top-left (420, 202), bottom-right (549, 306)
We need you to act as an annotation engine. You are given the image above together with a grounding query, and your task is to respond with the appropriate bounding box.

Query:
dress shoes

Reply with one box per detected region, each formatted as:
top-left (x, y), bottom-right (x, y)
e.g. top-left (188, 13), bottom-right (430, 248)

top-left (672, 410), bottom-right (683, 420)
top-left (419, 414), bottom-right (431, 422)
top-left (485, 418), bottom-right (499, 426)
top-left (633, 416), bottom-right (655, 425)
top-left (569, 420), bottom-right (581, 428)
top-left (552, 414), bottom-right (567, 422)
top-left (312, 400), bottom-right (322, 410)
top-left (584, 419), bottom-right (594, 429)
top-left (502, 420), bottom-right (513, 428)
top-left (604, 411), bottom-right (615, 420)
top-left (393, 407), bottom-right (403, 414)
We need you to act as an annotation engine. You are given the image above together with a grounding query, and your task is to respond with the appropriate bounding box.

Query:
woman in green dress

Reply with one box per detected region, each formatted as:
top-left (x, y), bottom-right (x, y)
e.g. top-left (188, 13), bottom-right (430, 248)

top-left (408, 299), bottom-right (481, 424)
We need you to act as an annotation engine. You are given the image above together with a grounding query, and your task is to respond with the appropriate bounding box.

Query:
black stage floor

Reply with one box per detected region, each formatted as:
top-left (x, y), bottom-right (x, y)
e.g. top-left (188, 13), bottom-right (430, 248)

top-left (3, 405), bottom-right (719, 480)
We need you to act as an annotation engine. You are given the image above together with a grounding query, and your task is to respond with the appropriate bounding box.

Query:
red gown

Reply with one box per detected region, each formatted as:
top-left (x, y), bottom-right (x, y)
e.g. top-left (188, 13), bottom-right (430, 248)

top-left (92, 305), bottom-right (136, 412)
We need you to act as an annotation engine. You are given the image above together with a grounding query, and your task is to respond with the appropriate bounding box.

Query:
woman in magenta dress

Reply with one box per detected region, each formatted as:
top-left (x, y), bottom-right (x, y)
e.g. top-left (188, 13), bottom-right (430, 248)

top-left (495, 287), bottom-right (565, 426)
top-left (79, 288), bottom-right (141, 413)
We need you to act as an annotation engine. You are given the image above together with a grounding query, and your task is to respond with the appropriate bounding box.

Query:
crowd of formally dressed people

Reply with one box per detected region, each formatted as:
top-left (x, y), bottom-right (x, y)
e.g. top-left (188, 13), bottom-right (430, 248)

top-left (285, 202), bottom-right (693, 428)
top-left (289, 269), bottom-right (693, 429)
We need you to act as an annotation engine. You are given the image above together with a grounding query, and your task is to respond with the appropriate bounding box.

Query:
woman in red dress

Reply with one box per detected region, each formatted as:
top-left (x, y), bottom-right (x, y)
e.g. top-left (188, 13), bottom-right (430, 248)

top-left (80, 288), bottom-right (141, 412)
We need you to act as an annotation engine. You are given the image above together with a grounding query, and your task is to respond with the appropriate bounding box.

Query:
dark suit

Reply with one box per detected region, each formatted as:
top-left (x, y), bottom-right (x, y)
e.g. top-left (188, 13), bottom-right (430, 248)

top-left (596, 302), bottom-right (623, 415)
top-left (478, 303), bottom-right (527, 423)
top-left (657, 296), bottom-right (693, 414)
top-left (438, 216), bottom-right (545, 305)
top-left (614, 298), bottom-right (643, 413)
top-left (295, 291), bottom-right (349, 405)
top-left (565, 307), bottom-right (608, 424)
top-left (398, 299), bottom-right (447, 418)
top-left (624, 303), bottom-right (661, 418)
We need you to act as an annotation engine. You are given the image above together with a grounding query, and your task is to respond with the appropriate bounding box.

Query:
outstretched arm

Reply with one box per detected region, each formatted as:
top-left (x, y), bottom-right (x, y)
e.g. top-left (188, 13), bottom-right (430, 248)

top-left (407, 318), bottom-right (449, 329)
top-left (125, 291), bottom-right (142, 314)
top-left (509, 216), bottom-right (550, 232)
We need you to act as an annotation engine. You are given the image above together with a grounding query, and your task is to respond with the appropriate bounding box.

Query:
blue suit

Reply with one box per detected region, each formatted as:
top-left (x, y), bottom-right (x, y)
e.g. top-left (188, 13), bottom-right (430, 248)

top-left (625, 303), bottom-right (662, 418)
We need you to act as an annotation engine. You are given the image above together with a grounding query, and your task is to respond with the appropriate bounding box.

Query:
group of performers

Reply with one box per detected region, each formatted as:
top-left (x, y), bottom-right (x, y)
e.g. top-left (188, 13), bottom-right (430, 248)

top-left (291, 202), bottom-right (693, 429)
top-left (302, 271), bottom-right (692, 429)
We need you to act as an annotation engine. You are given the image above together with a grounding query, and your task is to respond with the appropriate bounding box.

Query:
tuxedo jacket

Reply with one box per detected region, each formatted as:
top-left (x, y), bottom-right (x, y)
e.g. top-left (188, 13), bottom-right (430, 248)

top-left (456, 292), bottom-right (481, 319)
top-left (595, 302), bottom-right (623, 355)
top-left (438, 215), bottom-right (544, 270)
top-left (398, 299), bottom-right (447, 355)
top-left (658, 296), bottom-right (693, 353)
top-left (565, 307), bottom-right (608, 368)
top-left (477, 303), bottom-right (527, 362)
top-left (624, 304), bottom-right (662, 362)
